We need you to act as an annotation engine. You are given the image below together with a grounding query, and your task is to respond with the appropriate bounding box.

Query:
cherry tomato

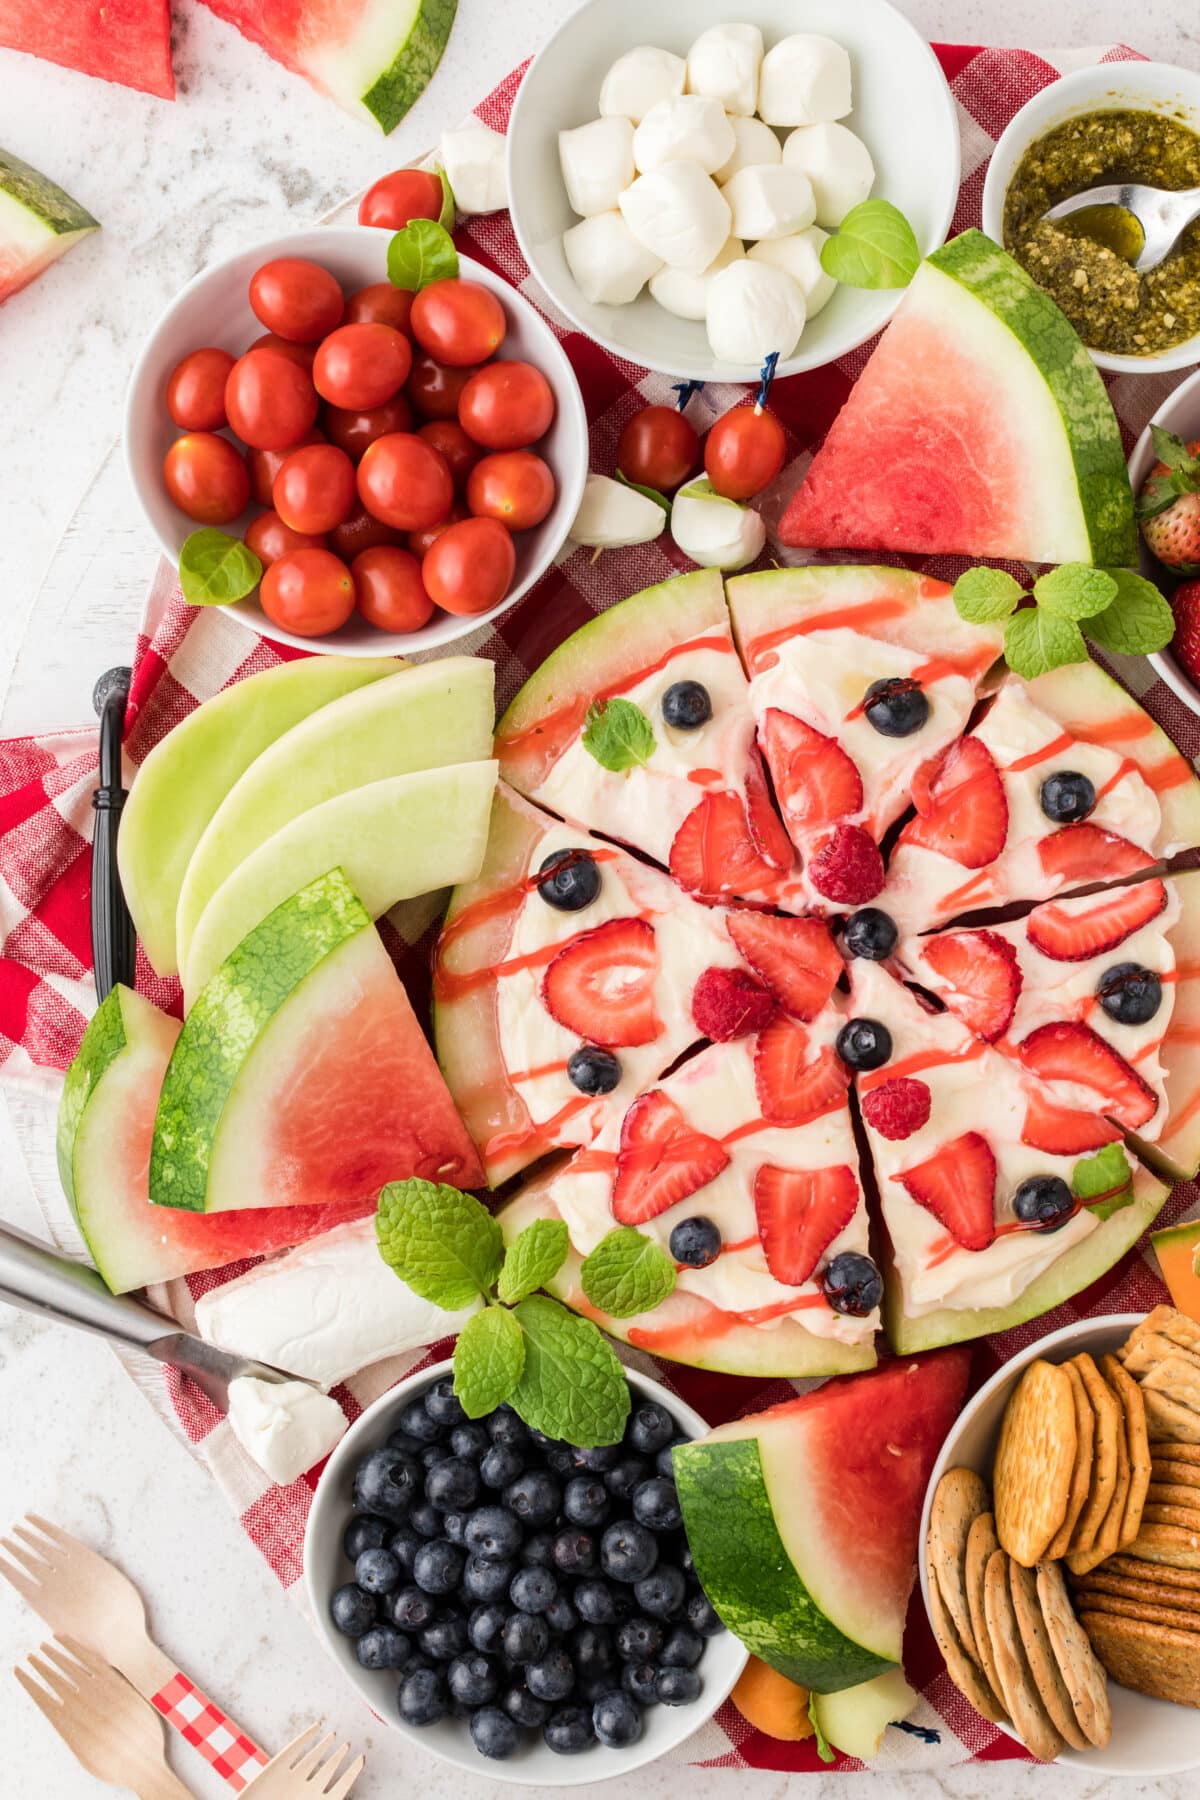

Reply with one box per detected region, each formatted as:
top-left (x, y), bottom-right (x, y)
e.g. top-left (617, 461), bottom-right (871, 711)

top-left (406, 353), bottom-right (479, 420)
top-left (249, 257), bottom-right (344, 343)
top-left (358, 168), bottom-right (444, 231)
top-left (272, 443), bottom-right (357, 535)
top-left (245, 510), bottom-right (327, 567)
top-left (166, 348), bottom-right (236, 431)
top-left (247, 428), bottom-right (325, 507)
top-left (467, 451), bottom-right (556, 530)
top-left (458, 361), bottom-right (555, 451)
top-left (313, 323), bottom-right (412, 411)
top-left (704, 405), bottom-right (787, 501)
top-left (322, 394), bottom-right (412, 461)
top-left (351, 546), bottom-right (435, 633)
top-left (357, 432), bottom-right (453, 531)
top-left (163, 433), bottom-right (249, 524)
top-left (344, 283), bottom-right (414, 334)
top-left (422, 516), bottom-right (516, 616)
top-left (330, 504), bottom-right (403, 561)
top-left (225, 348), bottom-right (319, 452)
top-left (408, 501), bottom-right (469, 559)
top-left (251, 332), bottom-right (317, 372)
top-left (411, 280), bottom-right (506, 367)
top-left (418, 420), bottom-right (482, 492)
top-left (617, 405), bottom-right (698, 493)
top-left (260, 548), bottom-right (356, 637)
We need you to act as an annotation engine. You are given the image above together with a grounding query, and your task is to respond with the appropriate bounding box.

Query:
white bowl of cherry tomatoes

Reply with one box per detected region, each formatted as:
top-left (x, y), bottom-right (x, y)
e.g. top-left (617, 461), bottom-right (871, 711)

top-left (124, 224), bottom-right (588, 653)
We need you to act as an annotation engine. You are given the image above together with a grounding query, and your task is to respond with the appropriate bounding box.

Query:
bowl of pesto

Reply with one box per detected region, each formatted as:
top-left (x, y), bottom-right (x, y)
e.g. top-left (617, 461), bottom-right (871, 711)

top-left (982, 61), bottom-right (1200, 374)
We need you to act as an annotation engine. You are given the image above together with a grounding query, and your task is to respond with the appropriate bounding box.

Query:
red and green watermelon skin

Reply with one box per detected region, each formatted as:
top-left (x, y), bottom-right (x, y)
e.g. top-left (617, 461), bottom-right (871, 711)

top-left (0, 0), bottom-right (174, 99)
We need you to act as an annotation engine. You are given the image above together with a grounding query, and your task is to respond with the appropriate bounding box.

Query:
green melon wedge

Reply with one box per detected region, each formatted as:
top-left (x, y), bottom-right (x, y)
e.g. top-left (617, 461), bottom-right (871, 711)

top-left (0, 149), bottom-right (98, 302)
top-left (182, 761), bottom-right (497, 1008)
top-left (119, 655), bottom-right (401, 975)
top-left (174, 657), bottom-right (494, 976)
top-left (811, 1670), bottom-right (919, 1759)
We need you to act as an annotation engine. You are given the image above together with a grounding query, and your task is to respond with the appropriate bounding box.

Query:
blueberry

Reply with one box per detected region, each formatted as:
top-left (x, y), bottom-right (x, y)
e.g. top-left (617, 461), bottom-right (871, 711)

top-left (538, 849), bottom-right (601, 913)
top-left (566, 1044), bottom-right (623, 1096)
top-left (574, 1580), bottom-right (622, 1625)
top-left (420, 1443), bottom-right (451, 1469)
top-left (462, 1553), bottom-right (515, 1604)
top-left (601, 1520), bottom-right (658, 1583)
top-left (504, 1682), bottom-right (550, 1727)
top-left (408, 1501), bottom-right (441, 1539)
top-left (667, 1214), bottom-right (722, 1268)
top-left (480, 1443), bottom-right (525, 1489)
top-left (842, 907), bottom-right (898, 961)
top-left (553, 1528), bottom-right (597, 1576)
top-left (545, 1592), bottom-right (579, 1635)
top-left (627, 1403), bottom-right (675, 1457)
top-left (571, 1624), bottom-right (615, 1675)
top-left (352, 1446), bottom-right (422, 1521)
top-left (426, 1456), bottom-right (479, 1512)
top-left (465, 1505), bottom-right (523, 1562)
top-left (835, 1017), bottom-right (892, 1070)
top-left (389, 1584), bottom-right (437, 1630)
top-left (356, 1625), bottom-right (412, 1670)
top-left (385, 1428), bottom-right (425, 1455)
top-left (661, 1623), bottom-right (704, 1668)
top-left (450, 1422), bottom-right (490, 1460)
top-left (355, 1547), bottom-right (402, 1595)
top-left (578, 1668), bottom-right (617, 1705)
top-left (546, 1444), bottom-right (579, 1477)
top-left (397, 1666), bottom-right (446, 1726)
top-left (448, 1653), bottom-right (500, 1707)
top-left (387, 1526), bottom-right (422, 1574)
top-left (622, 1662), bottom-right (660, 1706)
top-left (329, 1584), bottom-right (376, 1638)
top-left (605, 1456), bottom-right (651, 1501)
top-left (511, 1566), bottom-right (558, 1614)
top-left (1040, 769), bottom-right (1095, 824)
top-left (420, 1609), bottom-right (469, 1660)
top-left (616, 1615), bottom-right (664, 1662)
top-left (575, 1443), bottom-right (623, 1472)
top-left (543, 1702), bottom-right (594, 1754)
top-left (424, 1376), bottom-right (465, 1427)
top-left (504, 1470), bottom-right (561, 1527)
top-left (1014, 1174), bottom-right (1077, 1232)
top-left (685, 1590), bottom-right (724, 1635)
top-left (821, 1251), bottom-right (884, 1317)
top-left (655, 1441), bottom-right (687, 1479)
top-left (468, 1602), bottom-right (509, 1654)
top-left (863, 676), bottom-right (930, 737)
top-left (657, 1665), bottom-right (702, 1705)
top-left (412, 1540), bottom-right (464, 1595)
top-left (526, 1645), bottom-right (576, 1702)
top-left (593, 1687), bottom-right (643, 1748)
top-left (632, 1478), bottom-right (682, 1533)
top-left (564, 1475), bottom-right (610, 1527)
top-left (662, 680), bottom-right (713, 730)
top-left (487, 1405), bottom-right (531, 1449)
top-left (634, 1564), bottom-right (686, 1619)
top-left (522, 1530), bottom-right (557, 1568)
top-left (343, 1514), bottom-right (390, 1561)
top-left (503, 1609), bottom-right (552, 1664)
top-left (471, 1704), bottom-right (521, 1760)
top-left (1098, 961), bottom-right (1163, 1025)
top-left (442, 1510), bottom-right (470, 1546)
top-left (397, 1398), bottom-right (443, 1444)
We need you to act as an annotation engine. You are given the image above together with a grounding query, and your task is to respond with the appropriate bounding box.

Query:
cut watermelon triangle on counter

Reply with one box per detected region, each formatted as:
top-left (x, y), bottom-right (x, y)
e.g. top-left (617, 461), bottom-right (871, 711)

top-left (0, 0), bottom-right (174, 98)
top-left (0, 149), bottom-right (99, 303)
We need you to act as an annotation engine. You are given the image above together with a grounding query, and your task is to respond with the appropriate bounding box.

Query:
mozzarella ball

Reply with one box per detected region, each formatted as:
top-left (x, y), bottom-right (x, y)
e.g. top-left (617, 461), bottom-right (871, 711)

top-left (722, 164), bottom-right (815, 241)
top-left (598, 46), bottom-right (686, 123)
top-left (633, 95), bottom-right (735, 176)
top-left (650, 236), bottom-right (744, 321)
top-left (686, 23), bottom-right (764, 116)
top-left (439, 123), bottom-right (507, 214)
top-left (620, 163), bottom-right (732, 273)
top-left (749, 228), bottom-right (837, 318)
top-left (671, 479), bottom-right (766, 570)
top-left (714, 114), bottom-right (783, 184)
top-left (757, 34), bottom-right (853, 127)
top-left (572, 474), bottom-right (666, 548)
top-left (783, 122), bottom-right (875, 226)
top-left (706, 259), bottom-right (806, 365)
top-left (563, 211), bottom-right (663, 305)
top-left (559, 116), bottom-right (636, 217)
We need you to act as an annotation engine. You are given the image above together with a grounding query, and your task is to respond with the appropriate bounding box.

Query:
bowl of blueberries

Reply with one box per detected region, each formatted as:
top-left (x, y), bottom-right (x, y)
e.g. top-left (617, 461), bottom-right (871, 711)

top-left (304, 1358), bottom-right (747, 1780)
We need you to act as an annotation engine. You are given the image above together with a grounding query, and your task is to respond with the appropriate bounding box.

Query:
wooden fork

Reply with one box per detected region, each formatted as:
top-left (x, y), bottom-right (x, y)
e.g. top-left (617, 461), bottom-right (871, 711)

top-left (241, 1723), bottom-right (365, 1798)
top-left (14, 1635), bottom-right (196, 1800)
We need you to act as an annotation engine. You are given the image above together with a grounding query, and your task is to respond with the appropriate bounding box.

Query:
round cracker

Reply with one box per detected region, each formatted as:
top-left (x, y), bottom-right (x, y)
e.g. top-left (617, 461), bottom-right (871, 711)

top-left (1068, 1353), bottom-right (1121, 1556)
top-left (994, 1360), bottom-right (1076, 1567)
top-left (927, 1467), bottom-right (989, 1664)
top-left (1035, 1560), bottom-right (1112, 1749)
top-left (1102, 1352), bottom-right (1151, 1548)
top-left (1104, 1552), bottom-right (1200, 1590)
top-left (965, 1512), bottom-right (1008, 1716)
top-left (1070, 1567), bottom-right (1200, 1611)
top-left (983, 1550), bottom-right (1063, 1762)
top-left (926, 1556), bottom-right (1007, 1725)
top-left (1070, 1588), bottom-right (1200, 1634)
top-left (1008, 1558), bottom-right (1090, 1750)
top-left (1045, 1360), bottom-right (1095, 1561)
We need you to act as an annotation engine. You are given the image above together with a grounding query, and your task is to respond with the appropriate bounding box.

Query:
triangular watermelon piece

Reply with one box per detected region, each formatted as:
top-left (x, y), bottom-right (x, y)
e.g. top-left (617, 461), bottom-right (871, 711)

top-left (0, 149), bottom-right (99, 303)
top-left (778, 230), bottom-right (1136, 567)
top-left (0, 0), bottom-right (174, 99)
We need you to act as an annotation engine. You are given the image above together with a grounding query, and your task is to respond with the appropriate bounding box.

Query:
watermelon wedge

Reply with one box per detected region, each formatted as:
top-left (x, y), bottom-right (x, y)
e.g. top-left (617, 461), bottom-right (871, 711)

top-left (778, 230), bottom-right (1136, 567)
top-left (197, 0), bottom-right (457, 133)
top-left (0, 0), bottom-right (173, 99)
top-left (57, 985), bottom-right (372, 1292)
top-left (673, 1349), bottom-right (971, 1690)
top-left (0, 149), bottom-right (99, 303)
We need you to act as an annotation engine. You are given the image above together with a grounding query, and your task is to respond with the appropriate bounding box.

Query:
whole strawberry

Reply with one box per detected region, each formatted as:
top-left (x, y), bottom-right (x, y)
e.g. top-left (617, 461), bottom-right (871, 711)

top-left (1139, 427), bottom-right (1200, 574)
top-left (1172, 578), bottom-right (1200, 686)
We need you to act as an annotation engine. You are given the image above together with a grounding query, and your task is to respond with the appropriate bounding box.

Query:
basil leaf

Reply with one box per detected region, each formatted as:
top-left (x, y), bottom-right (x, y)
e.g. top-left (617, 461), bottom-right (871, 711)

top-left (582, 697), bottom-right (657, 772)
top-left (677, 475), bottom-right (740, 509)
top-left (435, 165), bottom-right (457, 233)
top-left (453, 1306), bottom-right (525, 1418)
top-left (387, 218), bottom-right (458, 292)
top-left (497, 1218), bottom-right (570, 1306)
top-left (1084, 568), bottom-right (1175, 656)
top-left (1032, 563), bottom-right (1118, 621)
top-left (616, 469), bottom-right (671, 515)
top-left (1003, 607), bottom-right (1087, 679)
top-left (580, 1227), bottom-right (676, 1319)
top-left (819, 199), bottom-right (920, 289)
top-left (1072, 1143), bottom-right (1134, 1219)
top-left (509, 1295), bottom-right (631, 1447)
top-left (178, 530), bottom-right (261, 606)
top-left (376, 1178), bottom-right (503, 1309)
top-left (952, 567), bottom-right (1025, 623)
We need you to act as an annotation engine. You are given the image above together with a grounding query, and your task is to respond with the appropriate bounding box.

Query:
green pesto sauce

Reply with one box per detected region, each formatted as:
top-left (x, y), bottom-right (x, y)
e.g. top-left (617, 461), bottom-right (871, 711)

top-left (1003, 108), bottom-right (1200, 356)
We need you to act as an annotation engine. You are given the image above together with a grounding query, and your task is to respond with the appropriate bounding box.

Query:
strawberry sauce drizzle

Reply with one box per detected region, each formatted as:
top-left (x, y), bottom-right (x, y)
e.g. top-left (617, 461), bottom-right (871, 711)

top-left (626, 1288), bottom-right (832, 1352)
top-left (494, 635), bottom-right (735, 758)
top-left (924, 1216), bottom-right (1033, 1271)
top-left (859, 1037), bottom-right (985, 1093)
top-left (433, 847), bottom-right (625, 1001)
top-left (483, 1095), bottom-right (591, 1165)
top-left (743, 597), bottom-right (910, 671)
top-left (1004, 731), bottom-right (1075, 773)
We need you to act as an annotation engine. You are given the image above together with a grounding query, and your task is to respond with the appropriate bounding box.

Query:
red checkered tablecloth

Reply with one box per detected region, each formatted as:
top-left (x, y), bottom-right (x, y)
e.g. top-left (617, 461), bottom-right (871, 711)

top-left (4, 41), bottom-right (1199, 1775)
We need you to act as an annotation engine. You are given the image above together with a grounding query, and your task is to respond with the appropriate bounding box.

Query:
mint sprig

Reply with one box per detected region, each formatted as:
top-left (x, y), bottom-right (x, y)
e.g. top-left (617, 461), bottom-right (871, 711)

top-left (1003, 608), bottom-right (1086, 679)
top-left (178, 530), bottom-right (261, 606)
top-left (498, 1217), bottom-right (569, 1306)
top-left (951, 567), bottom-right (1024, 623)
top-left (454, 1306), bottom-right (525, 1418)
top-left (581, 1226), bottom-right (676, 1319)
top-left (376, 1179), bottom-right (503, 1308)
top-left (583, 697), bottom-right (656, 772)
top-left (1072, 1143), bottom-right (1134, 1219)
top-left (819, 199), bottom-right (920, 289)
top-left (1084, 569), bottom-right (1174, 656)
top-left (951, 562), bottom-right (1174, 674)
top-left (1033, 564), bottom-right (1117, 621)
top-left (387, 218), bottom-right (458, 291)
top-left (511, 1295), bottom-right (631, 1446)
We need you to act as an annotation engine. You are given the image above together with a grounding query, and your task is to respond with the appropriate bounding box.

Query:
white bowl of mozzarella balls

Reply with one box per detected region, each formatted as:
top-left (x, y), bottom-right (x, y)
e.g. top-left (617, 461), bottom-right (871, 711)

top-left (508, 0), bottom-right (960, 382)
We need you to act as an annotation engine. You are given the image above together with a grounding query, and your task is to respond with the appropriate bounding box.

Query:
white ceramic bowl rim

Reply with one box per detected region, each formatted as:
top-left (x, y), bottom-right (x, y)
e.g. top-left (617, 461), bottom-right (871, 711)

top-left (1129, 364), bottom-right (1200, 717)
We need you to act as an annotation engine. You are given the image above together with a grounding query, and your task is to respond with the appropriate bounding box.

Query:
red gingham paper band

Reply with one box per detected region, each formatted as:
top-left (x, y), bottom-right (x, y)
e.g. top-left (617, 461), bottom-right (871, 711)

top-left (150, 1671), bottom-right (269, 1791)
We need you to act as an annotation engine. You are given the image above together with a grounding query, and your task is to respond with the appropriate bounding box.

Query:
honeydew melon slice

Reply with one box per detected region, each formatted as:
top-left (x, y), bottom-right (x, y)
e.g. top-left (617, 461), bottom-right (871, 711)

top-left (119, 655), bottom-right (400, 976)
top-left (182, 761), bottom-right (497, 1008)
top-left (0, 149), bottom-right (99, 302)
top-left (174, 657), bottom-right (494, 976)
top-left (810, 1671), bottom-right (919, 1758)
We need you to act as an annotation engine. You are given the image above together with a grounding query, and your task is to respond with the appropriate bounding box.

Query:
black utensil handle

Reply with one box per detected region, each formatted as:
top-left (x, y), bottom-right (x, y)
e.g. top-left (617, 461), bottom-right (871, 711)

top-left (91, 667), bottom-right (136, 1004)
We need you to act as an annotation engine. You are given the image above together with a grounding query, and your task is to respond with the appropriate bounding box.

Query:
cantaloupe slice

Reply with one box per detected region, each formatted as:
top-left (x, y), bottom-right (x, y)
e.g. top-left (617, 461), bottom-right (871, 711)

top-left (731, 1658), bottom-right (813, 1741)
top-left (1151, 1220), bottom-right (1200, 1323)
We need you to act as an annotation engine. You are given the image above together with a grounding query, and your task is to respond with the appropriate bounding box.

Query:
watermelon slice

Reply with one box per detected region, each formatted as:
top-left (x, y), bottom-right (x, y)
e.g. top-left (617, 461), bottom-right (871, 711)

top-left (0, 0), bottom-right (173, 99)
top-left (196, 0), bottom-right (457, 133)
top-left (57, 985), bottom-right (372, 1292)
top-left (778, 230), bottom-right (1136, 567)
top-left (0, 149), bottom-right (99, 303)
top-left (672, 1349), bottom-right (971, 1689)
top-left (151, 869), bottom-right (483, 1212)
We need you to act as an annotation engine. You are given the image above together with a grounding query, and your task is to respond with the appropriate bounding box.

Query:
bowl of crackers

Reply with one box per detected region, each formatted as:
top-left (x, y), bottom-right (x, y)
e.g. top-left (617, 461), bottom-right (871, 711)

top-left (919, 1307), bottom-right (1200, 1774)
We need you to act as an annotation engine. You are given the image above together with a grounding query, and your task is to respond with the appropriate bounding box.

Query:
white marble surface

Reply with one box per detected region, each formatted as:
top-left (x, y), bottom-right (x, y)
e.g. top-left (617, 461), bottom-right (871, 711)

top-left (1, 1), bottom-right (1198, 1795)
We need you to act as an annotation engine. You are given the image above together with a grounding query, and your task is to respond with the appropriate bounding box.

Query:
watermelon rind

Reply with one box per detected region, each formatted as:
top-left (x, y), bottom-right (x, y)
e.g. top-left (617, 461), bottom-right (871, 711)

top-left (0, 149), bottom-right (99, 303)
top-left (1132, 870), bottom-right (1200, 1183)
top-left (57, 987), bottom-right (141, 1207)
top-left (120, 655), bottom-right (400, 977)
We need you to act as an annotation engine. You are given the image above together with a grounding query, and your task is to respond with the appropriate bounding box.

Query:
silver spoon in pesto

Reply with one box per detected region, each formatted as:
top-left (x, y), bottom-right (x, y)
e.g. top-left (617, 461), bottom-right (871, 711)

top-left (1044, 180), bottom-right (1200, 273)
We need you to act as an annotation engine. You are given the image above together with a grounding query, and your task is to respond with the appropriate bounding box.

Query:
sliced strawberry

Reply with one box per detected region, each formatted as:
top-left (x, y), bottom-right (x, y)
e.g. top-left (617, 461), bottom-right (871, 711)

top-left (1017, 1021), bottom-right (1159, 1130)
top-left (753, 1016), bottom-right (851, 1125)
top-left (760, 708), bottom-right (863, 831)
top-left (542, 917), bottom-right (661, 1048)
top-left (1026, 878), bottom-right (1167, 962)
top-left (612, 1090), bottom-right (730, 1224)
top-left (894, 1131), bottom-right (997, 1251)
top-left (669, 791), bottom-right (781, 903)
top-left (726, 912), bottom-right (843, 1022)
top-left (753, 1162), bottom-right (860, 1286)
top-left (1021, 1090), bottom-right (1121, 1155)
top-left (1036, 824), bottom-right (1156, 886)
top-left (900, 736), bottom-right (1007, 868)
top-left (920, 929), bottom-right (1021, 1041)
top-left (744, 746), bottom-right (796, 871)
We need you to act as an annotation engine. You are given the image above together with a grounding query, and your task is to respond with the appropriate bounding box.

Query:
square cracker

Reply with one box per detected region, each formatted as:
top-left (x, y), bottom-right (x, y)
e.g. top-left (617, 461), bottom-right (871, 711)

top-left (1121, 1306), bottom-right (1200, 1363)
top-left (994, 1359), bottom-right (1076, 1567)
top-left (1147, 1481), bottom-right (1200, 1510)
top-left (1122, 1332), bottom-right (1200, 1383)
top-left (1067, 1372), bottom-right (1130, 1578)
top-left (1142, 1501), bottom-right (1200, 1531)
top-left (965, 1512), bottom-right (1008, 1719)
top-left (1102, 1353), bottom-right (1151, 1549)
top-left (1152, 1458), bottom-right (1200, 1489)
top-left (1068, 1354), bottom-right (1120, 1557)
top-left (1080, 1611), bottom-right (1200, 1707)
top-left (1071, 1589), bottom-right (1200, 1634)
top-left (1008, 1559), bottom-right (1089, 1750)
top-left (1071, 1568), bottom-right (1200, 1611)
top-left (1142, 1353), bottom-right (1200, 1413)
top-left (1150, 1442), bottom-right (1200, 1467)
top-left (1126, 1523), bottom-right (1200, 1570)
top-left (927, 1467), bottom-right (989, 1665)
top-left (983, 1550), bottom-right (1063, 1761)
top-left (1036, 1561), bottom-right (1112, 1748)
top-left (1045, 1361), bottom-right (1095, 1561)
top-left (927, 1551), bottom-right (1007, 1726)
top-left (1143, 1388), bottom-right (1200, 1447)
top-left (1104, 1552), bottom-right (1200, 1590)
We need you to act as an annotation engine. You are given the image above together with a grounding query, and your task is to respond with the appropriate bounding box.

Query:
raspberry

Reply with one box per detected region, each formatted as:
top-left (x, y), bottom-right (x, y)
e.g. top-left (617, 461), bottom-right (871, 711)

top-left (807, 823), bottom-right (885, 905)
top-left (861, 1077), bottom-right (932, 1140)
top-left (691, 966), bottom-right (776, 1041)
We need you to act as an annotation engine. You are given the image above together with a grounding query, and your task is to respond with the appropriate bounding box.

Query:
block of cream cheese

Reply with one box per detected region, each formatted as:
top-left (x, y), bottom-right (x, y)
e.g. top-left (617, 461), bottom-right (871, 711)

top-left (722, 164), bottom-right (815, 241)
top-left (563, 211), bottom-right (663, 304)
top-left (714, 114), bottom-right (783, 185)
top-left (757, 34), bottom-right (853, 127)
top-left (749, 228), bottom-right (837, 318)
top-left (598, 46), bottom-right (686, 124)
top-left (783, 122), bottom-right (875, 226)
top-left (620, 163), bottom-right (731, 273)
top-left (686, 23), bottom-right (764, 116)
top-left (559, 116), bottom-right (636, 217)
top-left (650, 236), bottom-right (744, 321)
top-left (633, 95), bottom-right (735, 176)
top-left (706, 257), bottom-right (807, 364)
top-left (227, 1376), bottom-right (347, 1486)
top-left (439, 123), bottom-right (507, 215)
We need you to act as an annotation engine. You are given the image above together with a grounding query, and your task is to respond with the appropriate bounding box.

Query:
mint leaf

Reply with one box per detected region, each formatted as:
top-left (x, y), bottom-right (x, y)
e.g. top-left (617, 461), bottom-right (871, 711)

top-left (1072, 1143), bottom-right (1134, 1219)
top-left (819, 199), bottom-right (920, 289)
top-left (453, 1306), bottom-right (525, 1418)
top-left (582, 697), bottom-right (656, 772)
top-left (952, 567), bottom-right (1025, 623)
top-left (616, 468), bottom-right (671, 515)
top-left (387, 218), bottom-right (458, 291)
top-left (1003, 607), bottom-right (1087, 678)
top-left (376, 1179), bottom-right (503, 1309)
top-left (435, 165), bottom-right (457, 232)
top-left (178, 530), bottom-right (261, 606)
top-left (1084, 568), bottom-right (1175, 656)
top-left (510, 1295), bottom-right (631, 1447)
top-left (497, 1218), bottom-right (570, 1306)
top-left (809, 1696), bottom-right (835, 1763)
top-left (1033, 563), bottom-right (1118, 621)
top-left (580, 1227), bottom-right (676, 1319)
